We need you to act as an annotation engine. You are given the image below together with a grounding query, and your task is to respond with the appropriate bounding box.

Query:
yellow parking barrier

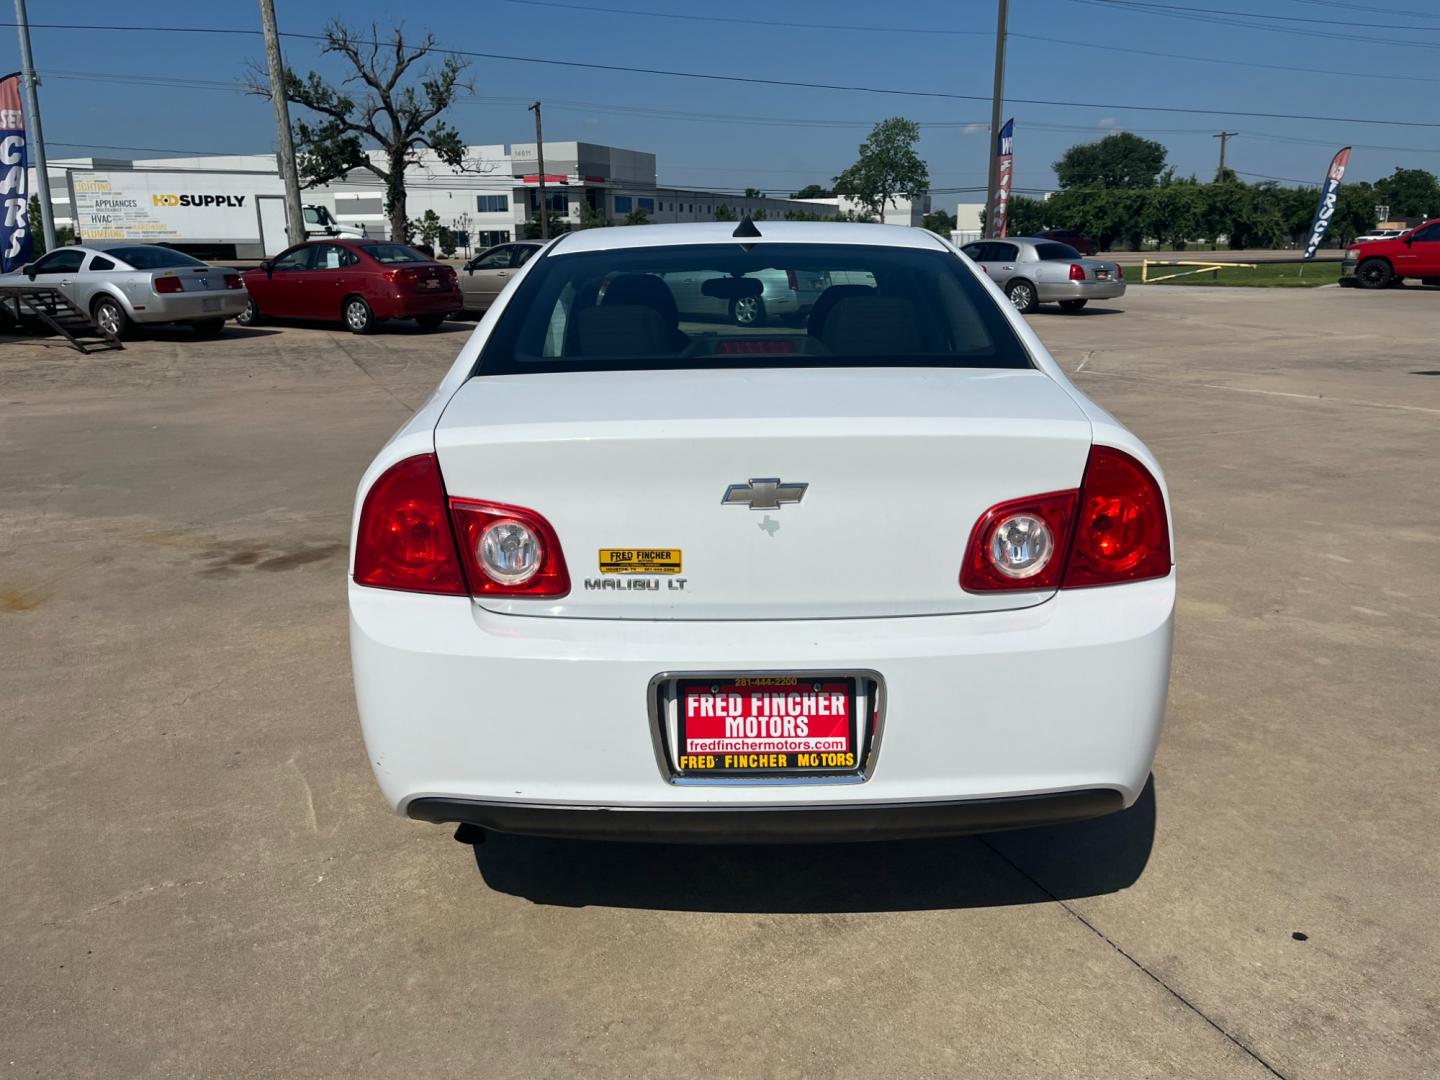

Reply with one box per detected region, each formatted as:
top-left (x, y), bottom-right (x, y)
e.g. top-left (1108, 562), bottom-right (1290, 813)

top-left (1141, 259), bottom-right (1259, 283)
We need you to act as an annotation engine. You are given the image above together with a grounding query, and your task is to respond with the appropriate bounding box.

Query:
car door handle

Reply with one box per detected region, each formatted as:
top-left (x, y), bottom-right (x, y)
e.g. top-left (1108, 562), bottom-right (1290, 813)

top-left (1001, 265), bottom-right (1014, 270)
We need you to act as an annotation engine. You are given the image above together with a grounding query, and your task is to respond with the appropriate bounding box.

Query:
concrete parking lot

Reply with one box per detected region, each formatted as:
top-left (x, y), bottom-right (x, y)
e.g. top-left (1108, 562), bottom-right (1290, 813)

top-left (3, 285), bottom-right (1437, 1079)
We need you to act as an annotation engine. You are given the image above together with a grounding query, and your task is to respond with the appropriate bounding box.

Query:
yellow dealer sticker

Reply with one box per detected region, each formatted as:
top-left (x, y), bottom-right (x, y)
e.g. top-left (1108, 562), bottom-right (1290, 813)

top-left (599, 548), bottom-right (682, 575)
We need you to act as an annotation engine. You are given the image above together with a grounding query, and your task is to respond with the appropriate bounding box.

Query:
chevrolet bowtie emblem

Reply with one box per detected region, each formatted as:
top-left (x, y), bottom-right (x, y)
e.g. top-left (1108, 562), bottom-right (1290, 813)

top-left (722, 478), bottom-right (808, 510)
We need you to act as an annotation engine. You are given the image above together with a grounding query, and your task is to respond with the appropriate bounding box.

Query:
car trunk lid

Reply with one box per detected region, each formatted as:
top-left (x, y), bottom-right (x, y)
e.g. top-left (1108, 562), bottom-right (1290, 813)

top-left (434, 368), bottom-right (1092, 619)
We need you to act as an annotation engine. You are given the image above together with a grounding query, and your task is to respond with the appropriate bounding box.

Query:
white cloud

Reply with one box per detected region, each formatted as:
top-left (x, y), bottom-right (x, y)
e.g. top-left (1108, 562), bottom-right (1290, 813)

top-left (962, 122), bottom-right (986, 135)
top-left (1098, 117), bottom-right (1118, 129)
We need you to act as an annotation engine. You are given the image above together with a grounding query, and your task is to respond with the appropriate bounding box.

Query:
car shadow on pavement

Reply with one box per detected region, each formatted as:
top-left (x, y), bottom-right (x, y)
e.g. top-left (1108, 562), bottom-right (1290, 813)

top-left (1033, 306), bottom-right (1125, 316)
top-left (471, 778), bottom-right (1156, 912)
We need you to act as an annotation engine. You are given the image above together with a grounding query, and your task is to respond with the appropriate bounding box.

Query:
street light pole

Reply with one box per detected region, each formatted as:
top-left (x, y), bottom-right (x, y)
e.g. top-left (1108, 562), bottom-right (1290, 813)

top-left (529, 101), bottom-right (549, 241)
top-left (13, 0), bottom-right (57, 250)
top-left (984, 0), bottom-right (1009, 238)
top-left (258, 0), bottom-right (306, 246)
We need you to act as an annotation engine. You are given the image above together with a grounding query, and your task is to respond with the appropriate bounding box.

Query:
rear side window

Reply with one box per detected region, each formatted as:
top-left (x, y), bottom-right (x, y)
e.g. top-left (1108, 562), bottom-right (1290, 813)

top-left (1034, 242), bottom-right (1081, 261)
top-left (361, 243), bottom-right (427, 264)
top-left (106, 246), bottom-right (207, 269)
top-left (474, 242), bottom-right (1031, 375)
top-left (88, 255), bottom-right (116, 271)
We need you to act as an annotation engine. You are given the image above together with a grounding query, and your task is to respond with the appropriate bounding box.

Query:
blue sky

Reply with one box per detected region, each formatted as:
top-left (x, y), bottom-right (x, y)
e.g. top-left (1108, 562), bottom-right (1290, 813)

top-left (6, 0), bottom-right (1440, 204)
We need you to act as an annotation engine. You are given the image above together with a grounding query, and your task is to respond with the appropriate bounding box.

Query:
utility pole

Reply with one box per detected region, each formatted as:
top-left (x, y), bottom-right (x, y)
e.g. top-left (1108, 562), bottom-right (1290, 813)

top-left (14, 0), bottom-right (57, 250)
top-left (529, 101), bottom-right (549, 240)
top-left (1213, 131), bottom-right (1238, 182)
top-left (258, 0), bottom-right (306, 246)
top-left (984, 0), bottom-right (1009, 237)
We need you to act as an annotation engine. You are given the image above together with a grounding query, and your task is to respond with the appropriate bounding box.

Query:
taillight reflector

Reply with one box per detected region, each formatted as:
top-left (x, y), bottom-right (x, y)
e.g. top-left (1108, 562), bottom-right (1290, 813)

top-left (1115, 263), bottom-right (1124, 280)
top-left (960, 446), bottom-right (1170, 593)
top-left (450, 499), bottom-right (570, 597)
top-left (354, 455), bottom-right (466, 595)
top-left (224, 273), bottom-right (243, 290)
top-left (154, 276), bottom-right (183, 294)
top-left (1068, 263), bottom-right (1086, 281)
top-left (384, 268), bottom-right (420, 284)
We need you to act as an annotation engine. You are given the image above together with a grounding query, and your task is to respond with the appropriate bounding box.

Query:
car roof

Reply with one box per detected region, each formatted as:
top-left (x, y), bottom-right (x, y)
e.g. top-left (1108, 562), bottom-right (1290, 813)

top-left (548, 221), bottom-right (949, 255)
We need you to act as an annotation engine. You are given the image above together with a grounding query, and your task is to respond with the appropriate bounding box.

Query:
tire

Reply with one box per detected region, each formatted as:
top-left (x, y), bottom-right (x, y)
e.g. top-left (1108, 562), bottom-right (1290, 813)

top-left (343, 295), bottom-right (377, 334)
top-left (415, 313), bottom-right (447, 331)
top-left (1355, 258), bottom-right (1392, 290)
top-left (1059, 299), bottom-right (1088, 312)
top-left (92, 296), bottom-right (131, 340)
top-left (235, 298), bottom-right (262, 327)
top-left (729, 295), bottom-right (767, 327)
top-left (1006, 279), bottom-right (1039, 314)
top-left (192, 318), bottom-right (226, 337)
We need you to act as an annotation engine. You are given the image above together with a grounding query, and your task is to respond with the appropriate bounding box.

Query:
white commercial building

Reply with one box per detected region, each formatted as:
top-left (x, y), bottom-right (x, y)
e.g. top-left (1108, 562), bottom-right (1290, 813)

top-left (37, 142), bottom-right (852, 258)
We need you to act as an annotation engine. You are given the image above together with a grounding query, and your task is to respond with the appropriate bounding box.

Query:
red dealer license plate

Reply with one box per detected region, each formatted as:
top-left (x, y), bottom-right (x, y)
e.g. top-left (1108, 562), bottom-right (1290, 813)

top-left (676, 676), bottom-right (859, 776)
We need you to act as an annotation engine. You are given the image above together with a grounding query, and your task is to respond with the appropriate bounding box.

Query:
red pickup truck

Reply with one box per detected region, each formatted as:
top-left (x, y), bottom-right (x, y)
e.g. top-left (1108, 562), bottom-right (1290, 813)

top-left (1342, 218), bottom-right (1440, 288)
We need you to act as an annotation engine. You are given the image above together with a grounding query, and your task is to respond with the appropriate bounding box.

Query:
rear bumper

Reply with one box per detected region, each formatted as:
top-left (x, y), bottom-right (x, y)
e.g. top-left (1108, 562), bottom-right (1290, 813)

top-left (133, 293), bottom-right (249, 323)
top-left (374, 288), bottom-right (463, 318)
top-left (409, 789), bottom-right (1124, 843)
top-left (351, 573), bottom-right (1174, 833)
top-left (1037, 280), bottom-right (1126, 303)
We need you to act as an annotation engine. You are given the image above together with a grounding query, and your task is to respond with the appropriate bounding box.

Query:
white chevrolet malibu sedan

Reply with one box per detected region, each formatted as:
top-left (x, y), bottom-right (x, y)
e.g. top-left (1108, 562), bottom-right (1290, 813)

top-left (349, 221), bottom-right (1174, 843)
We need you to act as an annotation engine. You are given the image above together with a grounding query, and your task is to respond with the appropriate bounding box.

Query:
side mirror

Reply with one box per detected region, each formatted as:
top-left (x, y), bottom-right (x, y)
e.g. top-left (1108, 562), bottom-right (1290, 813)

top-left (261, 260), bottom-right (274, 275)
top-left (1404, 234), bottom-right (1414, 247)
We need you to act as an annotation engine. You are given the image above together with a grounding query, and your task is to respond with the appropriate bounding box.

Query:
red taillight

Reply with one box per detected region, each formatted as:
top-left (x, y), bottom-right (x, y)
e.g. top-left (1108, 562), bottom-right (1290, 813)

top-left (1115, 263), bottom-right (1124, 280)
top-left (384, 267), bottom-right (419, 284)
top-left (224, 273), bottom-right (243, 290)
top-left (450, 499), bottom-right (570, 597)
top-left (1063, 446), bottom-right (1171, 588)
top-left (960, 491), bottom-right (1076, 592)
top-left (354, 455), bottom-right (466, 595)
top-left (154, 276), bottom-right (183, 294)
top-left (1068, 263), bottom-right (1086, 281)
top-left (786, 269), bottom-right (798, 290)
top-left (960, 446), bottom-right (1170, 593)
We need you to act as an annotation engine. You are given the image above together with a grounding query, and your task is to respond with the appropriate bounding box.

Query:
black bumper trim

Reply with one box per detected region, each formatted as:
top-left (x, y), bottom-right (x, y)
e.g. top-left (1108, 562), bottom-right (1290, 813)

top-left (405, 789), bottom-right (1125, 843)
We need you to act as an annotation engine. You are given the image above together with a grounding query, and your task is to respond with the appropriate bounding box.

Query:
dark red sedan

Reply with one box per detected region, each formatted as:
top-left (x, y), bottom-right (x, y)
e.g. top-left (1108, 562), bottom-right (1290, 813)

top-left (237, 239), bottom-right (461, 334)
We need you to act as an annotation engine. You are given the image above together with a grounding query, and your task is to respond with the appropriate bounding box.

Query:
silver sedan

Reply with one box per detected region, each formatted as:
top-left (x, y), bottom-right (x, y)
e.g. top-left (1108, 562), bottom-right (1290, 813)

top-left (961, 237), bottom-right (1125, 313)
top-left (0, 242), bottom-right (250, 338)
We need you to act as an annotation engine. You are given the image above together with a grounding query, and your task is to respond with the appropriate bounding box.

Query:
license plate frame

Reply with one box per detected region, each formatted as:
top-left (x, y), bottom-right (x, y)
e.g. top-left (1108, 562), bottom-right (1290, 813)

top-left (649, 669), bottom-right (884, 784)
top-left (201, 297), bottom-right (223, 312)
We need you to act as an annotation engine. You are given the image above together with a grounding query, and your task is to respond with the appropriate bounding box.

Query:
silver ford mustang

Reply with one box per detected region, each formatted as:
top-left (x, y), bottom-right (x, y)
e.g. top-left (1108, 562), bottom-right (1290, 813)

top-left (0, 242), bottom-right (249, 338)
top-left (961, 237), bottom-right (1126, 314)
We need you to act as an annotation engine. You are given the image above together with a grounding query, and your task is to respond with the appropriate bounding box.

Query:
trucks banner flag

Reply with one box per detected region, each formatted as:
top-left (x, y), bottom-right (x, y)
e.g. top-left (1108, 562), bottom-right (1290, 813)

top-left (1303, 146), bottom-right (1352, 261)
top-left (991, 118), bottom-right (1015, 239)
top-left (0, 72), bottom-right (34, 273)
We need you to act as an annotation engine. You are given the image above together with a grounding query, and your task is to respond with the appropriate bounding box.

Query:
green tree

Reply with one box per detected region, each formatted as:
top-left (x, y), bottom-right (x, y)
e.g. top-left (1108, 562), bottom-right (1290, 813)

top-left (247, 22), bottom-right (473, 242)
top-left (922, 208), bottom-right (956, 236)
top-left (624, 207), bottom-right (651, 226)
top-left (25, 195), bottom-right (74, 255)
top-left (791, 184), bottom-right (832, 199)
top-left (743, 187), bottom-right (763, 198)
top-left (713, 203), bottom-right (736, 221)
top-left (833, 117), bottom-right (930, 219)
top-left (1329, 180), bottom-right (1378, 244)
top-left (413, 209), bottom-right (443, 247)
top-left (1373, 167), bottom-right (1440, 218)
top-left (522, 211), bottom-right (566, 239)
top-left (1054, 132), bottom-right (1168, 190)
top-left (575, 200), bottom-right (609, 229)
top-left (438, 226), bottom-right (457, 257)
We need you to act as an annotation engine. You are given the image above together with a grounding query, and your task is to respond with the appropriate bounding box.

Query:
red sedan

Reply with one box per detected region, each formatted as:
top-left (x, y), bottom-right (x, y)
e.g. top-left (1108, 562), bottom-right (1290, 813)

top-left (237, 239), bottom-right (461, 334)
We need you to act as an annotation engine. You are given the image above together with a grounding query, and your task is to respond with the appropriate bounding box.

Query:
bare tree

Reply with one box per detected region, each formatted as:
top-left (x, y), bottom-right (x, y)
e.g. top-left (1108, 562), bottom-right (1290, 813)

top-left (247, 22), bottom-right (474, 241)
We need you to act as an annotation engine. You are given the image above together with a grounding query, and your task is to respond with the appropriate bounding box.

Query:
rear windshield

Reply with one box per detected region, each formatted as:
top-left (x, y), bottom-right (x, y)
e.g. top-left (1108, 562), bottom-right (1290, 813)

top-left (108, 246), bottom-right (207, 270)
top-left (360, 243), bottom-right (428, 264)
top-left (1034, 242), bottom-right (1082, 261)
top-left (474, 242), bottom-right (1032, 375)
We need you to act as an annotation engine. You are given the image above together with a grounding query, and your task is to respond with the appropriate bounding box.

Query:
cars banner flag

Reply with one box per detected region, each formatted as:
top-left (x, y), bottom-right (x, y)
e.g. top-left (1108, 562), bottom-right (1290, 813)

top-left (1, 72), bottom-right (34, 273)
top-left (1302, 146), bottom-right (1352, 261)
top-left (991, 118), bottom-right (1015, 238)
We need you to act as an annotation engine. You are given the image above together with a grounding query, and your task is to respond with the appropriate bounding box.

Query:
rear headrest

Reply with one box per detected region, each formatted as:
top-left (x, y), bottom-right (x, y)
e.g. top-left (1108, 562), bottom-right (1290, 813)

top-left (818, 295), bottom-right (924, 356)
top-left (601, 273), bottom-right (679, 327)
top-left (571, 305), bottom-right (674, 357)
top-left (807, 284), bottom-right (876, 338)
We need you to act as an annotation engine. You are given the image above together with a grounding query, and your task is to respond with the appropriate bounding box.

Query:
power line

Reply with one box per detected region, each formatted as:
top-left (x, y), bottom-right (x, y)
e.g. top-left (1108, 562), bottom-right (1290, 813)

top-left (494, 0), bottom-right (989, 36)
top-left (1062, 0), bottom-right (1440, 48)
top-left (1090, 0), bottom-right (1440, 31)
top-left (14, 20), bottom-right (1440, 129)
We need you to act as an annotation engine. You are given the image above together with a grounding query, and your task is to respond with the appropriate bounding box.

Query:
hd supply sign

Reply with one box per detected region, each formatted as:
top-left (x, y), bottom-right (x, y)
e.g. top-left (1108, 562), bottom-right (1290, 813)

top-left (0, 72), bottom-right (33, 273)
top-left (70, 170), bottom-right (259, 242)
